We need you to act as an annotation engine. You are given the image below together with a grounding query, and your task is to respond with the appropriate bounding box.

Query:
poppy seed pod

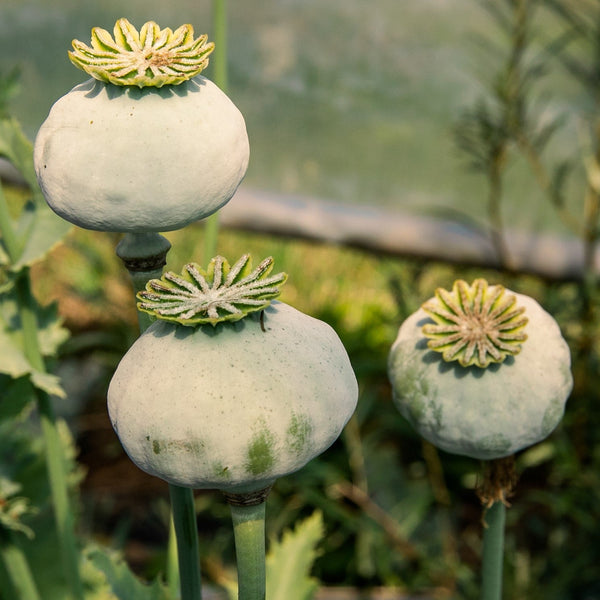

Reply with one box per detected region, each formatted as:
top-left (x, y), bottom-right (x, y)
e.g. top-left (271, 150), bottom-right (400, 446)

top-left (108, 302), bottom-right (358, 493)
top-left (107, 256), bottom-right (358, 493)
top-left (387, 279), bottom-right (572, 460)
top-left (33, 19), bottom-right (249, 233)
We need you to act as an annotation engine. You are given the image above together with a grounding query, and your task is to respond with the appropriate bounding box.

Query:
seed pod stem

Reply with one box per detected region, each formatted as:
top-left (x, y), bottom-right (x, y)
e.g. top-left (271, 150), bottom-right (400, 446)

top-left (229, 500), bottom-right (267, 600)
top-left (481, 500), bottom-right (506, 600)
top-left (116, 232), bottom-right (171, 331)
top-left (169, 485), bottom-right (202, 600)
top-left (476, 456), bottom-right (516, 600)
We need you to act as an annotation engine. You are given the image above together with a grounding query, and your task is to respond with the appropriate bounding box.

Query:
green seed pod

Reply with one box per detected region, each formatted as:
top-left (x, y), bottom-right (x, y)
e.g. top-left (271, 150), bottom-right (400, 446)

top-left (387, 279), bottom-right (572, 460)
top-left (107, 256), bottom-right (358, 493)
top-left (33, 19), bottom-right (249, 233)
top-left (108, 302), bottom-right (358, 493)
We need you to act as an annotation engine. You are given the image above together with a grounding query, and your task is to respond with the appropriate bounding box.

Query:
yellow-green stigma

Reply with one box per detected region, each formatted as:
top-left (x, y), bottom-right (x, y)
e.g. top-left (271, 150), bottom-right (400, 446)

top-left (69, 18), bottom-right (215, 88)
top-left (137, 254), bottom-right (287, 326)
top-left (421, 279), bottom-right (528, 368)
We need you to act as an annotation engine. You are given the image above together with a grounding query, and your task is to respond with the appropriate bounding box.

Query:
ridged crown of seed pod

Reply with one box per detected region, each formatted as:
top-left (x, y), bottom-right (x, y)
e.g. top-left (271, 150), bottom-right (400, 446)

top-left (387, 279), bottom-right (572, 460)
top-left (107, 255), bottom-right (358, 493)
top-left (34, 18), bottom-right (249, 233)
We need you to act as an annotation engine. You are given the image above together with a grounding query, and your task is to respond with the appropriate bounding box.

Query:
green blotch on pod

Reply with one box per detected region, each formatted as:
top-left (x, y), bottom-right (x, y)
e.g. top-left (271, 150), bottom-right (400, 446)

top-left (150, 438), bottom-right (205, 457)
top-left (478, 433), bottom-right (512, 455)
top-left (245, 427), bottom-right (276, 476)
top-left (287, 413), bottom-right (313, 455)
top-left (212, 463), bottom-right (231, 480)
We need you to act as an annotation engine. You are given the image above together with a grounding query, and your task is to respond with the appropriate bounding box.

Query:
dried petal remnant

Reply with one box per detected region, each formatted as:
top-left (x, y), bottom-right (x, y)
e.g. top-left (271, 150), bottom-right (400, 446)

top-left (421, 279), bottom-right (528, 368)
top-left (69, 18), bottom-right (215, 88)
top-left (137, 254), bottom-right (287, 326)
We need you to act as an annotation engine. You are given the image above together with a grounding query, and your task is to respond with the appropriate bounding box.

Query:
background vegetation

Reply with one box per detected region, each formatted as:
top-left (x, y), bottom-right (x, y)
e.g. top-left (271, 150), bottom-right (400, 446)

top-left (1, 1), bottom-right (600, 599)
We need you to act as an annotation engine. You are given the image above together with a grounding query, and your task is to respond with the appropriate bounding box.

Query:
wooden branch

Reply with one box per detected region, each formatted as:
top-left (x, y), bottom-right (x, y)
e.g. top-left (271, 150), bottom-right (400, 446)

top-left (222, 188), bottom-right (595, 281)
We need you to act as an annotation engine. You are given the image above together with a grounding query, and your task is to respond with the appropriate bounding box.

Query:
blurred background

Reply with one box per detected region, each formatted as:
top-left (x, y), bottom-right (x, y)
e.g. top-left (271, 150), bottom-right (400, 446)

top-left (1, 1), bottom-right (600, 599)
top-left (0, 0), bottom-right (583, 229)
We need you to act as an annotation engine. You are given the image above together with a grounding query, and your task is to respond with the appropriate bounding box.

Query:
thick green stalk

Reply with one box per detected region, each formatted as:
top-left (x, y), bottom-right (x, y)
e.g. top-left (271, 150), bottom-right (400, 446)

top-left (481, 501), bottom-right (506, 600)
top-left (169, 486), bottom-right (202, 600)
top-left (116, 232), bottom-right (202, 600)
top-left (166, 515), bottom-right (180, 599)
top-left (0, 533), bottom-right (42, 600)
top-left (0, 185), bottom-right (83, 600)
top-left (229, 501), bottom-right (266, 600)
top-left (213, 0), bottom-right (228, 91)
top-left (203, 211), bottom-right (220, 264)
top-left (203, 0), bottom-right (228, 262)
top-left (15, 271), bottom-right (85, 600)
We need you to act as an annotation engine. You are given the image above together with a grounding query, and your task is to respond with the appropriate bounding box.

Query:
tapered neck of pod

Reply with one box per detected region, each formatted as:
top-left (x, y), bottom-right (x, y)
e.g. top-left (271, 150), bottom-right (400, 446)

top-left (222, 485), bottom-right (273, 507)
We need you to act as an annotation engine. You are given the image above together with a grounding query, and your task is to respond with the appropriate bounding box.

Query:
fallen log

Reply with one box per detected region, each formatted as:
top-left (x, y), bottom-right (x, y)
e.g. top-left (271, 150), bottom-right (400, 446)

top-left (222, 188), bottom-right (593, 281)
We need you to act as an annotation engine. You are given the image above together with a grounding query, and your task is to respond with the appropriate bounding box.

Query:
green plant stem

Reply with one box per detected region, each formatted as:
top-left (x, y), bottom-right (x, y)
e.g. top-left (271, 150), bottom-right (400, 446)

top-left (213, 0), bottom-right (228, 91)
top-left (203, 0), bottom-right (228, 263)
top-left (229, 501), bottom-right (266, 600)
top-left (0, 532), bottom-right (42, 600)
top-left (487, 155), bottom-right (512, 271)
top-left (481, 501), bottom-right (506, 600)
top-left (203, 212), bottom-right (220, 264)
top-left (170, 486), bottom-right (202, 600)
top-left (1, 176), bottom-right (85, 600)
top-left (166, 515), bottom-right (180, 599)
top-left (14, 270), bottom-right (85, 600)
top-left (117, 232), bottom-right (202, 600)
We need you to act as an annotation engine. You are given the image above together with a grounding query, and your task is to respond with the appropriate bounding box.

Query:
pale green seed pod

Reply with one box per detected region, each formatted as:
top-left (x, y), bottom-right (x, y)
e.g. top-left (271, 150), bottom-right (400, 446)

top-left (33, 19), bottom-right (249, 233)
top-left (107, 302), bottom-right (358, 493)
top-left (387, 279), bottom-right (572, 460)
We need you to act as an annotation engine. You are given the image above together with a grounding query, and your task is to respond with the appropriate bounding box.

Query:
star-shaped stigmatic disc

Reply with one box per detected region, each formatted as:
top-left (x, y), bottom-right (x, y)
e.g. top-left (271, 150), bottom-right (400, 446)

top-left (421, 279), bottom-right (528, 368)
top-left (137, 254), bottom-right (287, 326)
top-left (69, 18), bottom-right (214, 88)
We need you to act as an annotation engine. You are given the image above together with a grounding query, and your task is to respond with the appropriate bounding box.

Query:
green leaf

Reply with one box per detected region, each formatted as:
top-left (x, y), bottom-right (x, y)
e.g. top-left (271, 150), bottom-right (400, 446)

top-left (0, 376), bottom-right (34, 420)
top-left (84, 546), bottom-right (173, 600)
top-left (0, 118), bottom-right (72, 269)
top-left (29, 371), bottom-right (65, 398)
top-left (0, 289), bottom-right (68, 397)
top-left (0, 67), bottom-right (21, 118)
top-left (0, 118), bottom-right (36, 188)
top-left (0, 417), bottom-right (85, 599)
top-left (11, 199), bottom-right (72, 271)
top-left (266, 511), bottom-right (324, 600)
top-left (0, 328), bottom-right (65, 397)
top-left (0, 326), bottom-right (34, 378)
top-left (0, 477), bottom-right (37, 539)
top-left (0, 286), bottom-right (69, 358)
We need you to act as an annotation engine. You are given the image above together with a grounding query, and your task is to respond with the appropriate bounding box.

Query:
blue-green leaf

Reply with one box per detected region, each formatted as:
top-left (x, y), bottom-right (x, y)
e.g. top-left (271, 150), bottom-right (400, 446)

top-left (0, 118), bottom-right (72, 269)
top-left (0, 290), bottom-right (68, 397)
top-left (0, 118), bottom-right (35, 188)
top-left (83, 546), bottom-right (173, 600)
top-left (11, 198), bottom-right (72, 271)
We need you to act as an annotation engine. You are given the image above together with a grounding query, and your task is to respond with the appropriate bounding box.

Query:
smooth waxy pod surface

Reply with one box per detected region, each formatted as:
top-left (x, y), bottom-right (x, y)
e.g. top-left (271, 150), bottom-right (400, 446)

top-left (108, 301), bottom-right (358, 493)
top-left (33, 19), bottom-right (249, 232)
top-left (388, 280), bottom-right (572, 460)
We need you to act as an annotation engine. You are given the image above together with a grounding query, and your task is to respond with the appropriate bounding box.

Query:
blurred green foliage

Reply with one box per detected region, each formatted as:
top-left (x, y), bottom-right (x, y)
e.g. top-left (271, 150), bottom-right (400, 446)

top-left (2, 2), bottom-right (600, 599)
top-left (25, 222), bottom-right (597, 600)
